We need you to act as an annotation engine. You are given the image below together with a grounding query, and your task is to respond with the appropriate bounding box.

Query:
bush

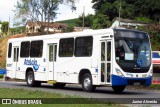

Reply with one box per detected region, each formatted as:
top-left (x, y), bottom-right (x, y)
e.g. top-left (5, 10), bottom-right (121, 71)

top-left (63, 25), bottom-right (74, 32)
top-left (0, 74), bottom-right (3, 79)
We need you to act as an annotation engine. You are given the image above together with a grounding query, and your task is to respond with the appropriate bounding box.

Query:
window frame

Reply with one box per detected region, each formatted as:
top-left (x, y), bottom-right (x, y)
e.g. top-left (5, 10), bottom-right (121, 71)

top-left (20, 41), bottom-right (30, 58)
top-left (74, 36), bottom-right (93, 57)
top-left (30, 40), bottom-right (43, 58)
top-left (8, 43), bottom-right (12, 58)
top-left (59, 38), bottom-right (74, 57)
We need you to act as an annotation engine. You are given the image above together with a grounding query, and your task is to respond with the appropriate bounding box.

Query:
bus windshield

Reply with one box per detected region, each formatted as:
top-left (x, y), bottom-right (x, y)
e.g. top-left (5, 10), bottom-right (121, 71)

top-left (114, 29), bottom-right (151, 73)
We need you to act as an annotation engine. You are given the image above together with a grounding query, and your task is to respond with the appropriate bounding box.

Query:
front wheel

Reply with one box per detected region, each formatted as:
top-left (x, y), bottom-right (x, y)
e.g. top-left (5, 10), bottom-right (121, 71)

top-left (82, 73), bottom-right (96, 92)
top-left (112, 85), bottom-right (126, 93)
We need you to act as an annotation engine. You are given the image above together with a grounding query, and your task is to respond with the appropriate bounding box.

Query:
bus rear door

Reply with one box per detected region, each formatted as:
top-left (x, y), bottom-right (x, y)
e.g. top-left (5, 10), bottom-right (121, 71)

top-left (48, 44), bottom-right (57, 81)
top-left (12, 46), bottom-right (19, 78)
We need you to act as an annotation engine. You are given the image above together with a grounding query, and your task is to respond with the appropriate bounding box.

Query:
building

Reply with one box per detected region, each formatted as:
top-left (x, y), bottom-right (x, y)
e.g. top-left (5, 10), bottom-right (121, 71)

top-left (26, 21), bottom-right (67, 33)
top-left (110, 18), bottom-right (148, 29)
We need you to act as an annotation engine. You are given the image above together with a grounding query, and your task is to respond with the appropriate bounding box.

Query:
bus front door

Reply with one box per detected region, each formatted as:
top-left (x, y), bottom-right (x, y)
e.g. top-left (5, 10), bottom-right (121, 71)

top-left (101, 40), bottom-right (112, 84)
top-left (13, 47), bottom-right (19, 78)
top-left (48, 44), bottom-right (57, 80)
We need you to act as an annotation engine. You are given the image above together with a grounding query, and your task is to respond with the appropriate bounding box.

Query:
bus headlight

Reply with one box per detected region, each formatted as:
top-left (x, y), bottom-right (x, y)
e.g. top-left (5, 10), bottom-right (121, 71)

top-left (115, 68), bottom-right (124, 77)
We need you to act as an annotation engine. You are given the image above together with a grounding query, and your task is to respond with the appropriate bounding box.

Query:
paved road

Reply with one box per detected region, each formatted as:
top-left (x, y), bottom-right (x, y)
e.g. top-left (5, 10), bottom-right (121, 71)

top-left (1, 81), bottom-right (160, 106)
top-left (0, 81), bottom-right (160, 99)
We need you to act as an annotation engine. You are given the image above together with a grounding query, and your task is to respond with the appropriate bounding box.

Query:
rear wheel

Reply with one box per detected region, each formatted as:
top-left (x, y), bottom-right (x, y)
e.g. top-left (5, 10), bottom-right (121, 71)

top-left (112, 86), bottom-right (126, 93)
top-left (82, 73), bottom-right (96, 92)
top-left (26, 71), bottom-right (41, 87)
top-left (53, 83), bottom-right (66, 88)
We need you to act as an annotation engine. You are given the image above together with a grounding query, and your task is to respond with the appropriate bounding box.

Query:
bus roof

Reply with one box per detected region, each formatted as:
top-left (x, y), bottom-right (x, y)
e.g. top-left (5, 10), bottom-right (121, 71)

top-left (8, 28), bottom-right (114, 43)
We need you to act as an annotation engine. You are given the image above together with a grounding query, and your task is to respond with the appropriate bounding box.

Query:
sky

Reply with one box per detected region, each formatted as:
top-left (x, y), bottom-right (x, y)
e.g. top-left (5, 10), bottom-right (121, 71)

top-left (0, 0), bottom-right (95, 27)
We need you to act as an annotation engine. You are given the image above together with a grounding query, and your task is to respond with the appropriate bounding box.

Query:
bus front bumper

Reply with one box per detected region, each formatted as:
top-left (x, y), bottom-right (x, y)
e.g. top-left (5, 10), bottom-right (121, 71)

top-left (111, 75), bottom-right (152, 86)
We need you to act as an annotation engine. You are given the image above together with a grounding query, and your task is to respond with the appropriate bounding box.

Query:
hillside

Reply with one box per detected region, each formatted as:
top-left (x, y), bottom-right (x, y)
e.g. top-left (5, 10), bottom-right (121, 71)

top-left (56, 18), bottom-right (78, 26)
top-left (0, 34), bottom-right (26, 68)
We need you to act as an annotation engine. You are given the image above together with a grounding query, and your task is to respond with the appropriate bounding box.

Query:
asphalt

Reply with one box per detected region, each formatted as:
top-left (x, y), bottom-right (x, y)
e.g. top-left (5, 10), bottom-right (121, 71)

top-left (0, 80), bottom-right (160, 98)
top-left (0, 80), bottom-right (160, 106)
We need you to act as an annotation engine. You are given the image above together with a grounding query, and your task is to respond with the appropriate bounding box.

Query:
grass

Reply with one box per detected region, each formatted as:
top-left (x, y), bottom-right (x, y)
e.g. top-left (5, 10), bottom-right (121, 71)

top-left (0, 74), bottom-right (3, 78)
top-left (149, 84), bottom-right (160, 90)
top-left (0, 88), bottom-right (64, 98)
top-left (0, 88), bottom-right (124, 107)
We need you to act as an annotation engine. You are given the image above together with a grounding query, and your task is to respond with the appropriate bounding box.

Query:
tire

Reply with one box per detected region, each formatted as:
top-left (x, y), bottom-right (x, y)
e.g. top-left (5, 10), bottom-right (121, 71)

top-left (112, 85), bottom-right (126, 93)
top-left (82, 73), bottom-right (96, 92)
top-left (53, 83), bottom-right (66, 88)
top-left (26, 71), bottom-right (41, 87)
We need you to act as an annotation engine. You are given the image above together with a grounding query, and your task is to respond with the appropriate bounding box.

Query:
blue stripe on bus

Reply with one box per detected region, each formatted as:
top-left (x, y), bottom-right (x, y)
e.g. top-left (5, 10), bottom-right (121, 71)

top-left (111, 75), bottom-right (152, 86)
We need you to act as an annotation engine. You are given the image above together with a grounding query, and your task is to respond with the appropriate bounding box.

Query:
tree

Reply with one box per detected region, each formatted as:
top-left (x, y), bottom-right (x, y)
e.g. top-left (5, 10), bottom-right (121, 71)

top-left (75, 14), bottom-right (94, 27)
top-left (92, 0), bottom-right (160, 22)
top-left (14, 0), bottom-right (77, 32)
top-left (92, 14), bottom-right (111, 29)
top-left (1, 21), bottom-right (9, 34)
top-left (76, 14), bottom-right (111, 29)
top-left (138, 25), bottom-right (160, 50)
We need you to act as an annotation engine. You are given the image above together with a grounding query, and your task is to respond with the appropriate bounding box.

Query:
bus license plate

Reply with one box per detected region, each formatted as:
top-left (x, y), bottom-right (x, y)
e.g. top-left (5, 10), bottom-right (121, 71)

top-left (134, 82), bottom-right (140, 86)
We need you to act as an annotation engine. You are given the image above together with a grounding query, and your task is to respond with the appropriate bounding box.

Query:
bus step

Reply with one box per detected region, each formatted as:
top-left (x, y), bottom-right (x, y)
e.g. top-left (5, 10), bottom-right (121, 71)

top-left (47, 80), bottom-right (57, 84)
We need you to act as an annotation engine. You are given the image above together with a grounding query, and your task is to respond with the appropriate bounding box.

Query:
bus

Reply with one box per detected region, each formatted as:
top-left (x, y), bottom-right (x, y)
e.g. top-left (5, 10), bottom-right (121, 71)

top-left (6, 28), bottom-right (152, 93)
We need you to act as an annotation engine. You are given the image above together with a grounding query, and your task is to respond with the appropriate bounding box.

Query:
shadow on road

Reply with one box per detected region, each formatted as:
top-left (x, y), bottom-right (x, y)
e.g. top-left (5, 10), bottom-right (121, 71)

top-left (1, 81), bottom-right (148, 95)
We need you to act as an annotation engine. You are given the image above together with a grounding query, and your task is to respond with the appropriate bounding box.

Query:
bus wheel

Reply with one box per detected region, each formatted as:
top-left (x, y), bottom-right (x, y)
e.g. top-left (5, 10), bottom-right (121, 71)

top-left (54, 83), bottom-right (66, 88)
top-left (26, 71), bottom-right (35, 87)
top-left (112, 85), bottom-right (126, 93)
top-left (82, 73), bottom-right (96, 92)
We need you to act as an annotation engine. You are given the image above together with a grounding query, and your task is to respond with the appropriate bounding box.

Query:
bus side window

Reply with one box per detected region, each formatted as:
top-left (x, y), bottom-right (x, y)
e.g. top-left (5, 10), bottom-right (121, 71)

top-left (75, 36), bottom-right (93, 57)
top-left (54, 45), bottom-right (57, 61)
top-left (8, 43), bottom-right (12, 58)
top-left (49, 45), bottom-right (53, 61)
top-left (30, 40), bottom-right (43, 57)
top-left (20, 41), bottom-right (30, 57)
top-left (59, 38), bottom-right (74, 57)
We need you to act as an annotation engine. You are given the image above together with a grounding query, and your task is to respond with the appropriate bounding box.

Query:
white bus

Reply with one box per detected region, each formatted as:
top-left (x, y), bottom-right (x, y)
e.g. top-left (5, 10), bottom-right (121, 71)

top-left (6, 28), bottom-right (152, 93)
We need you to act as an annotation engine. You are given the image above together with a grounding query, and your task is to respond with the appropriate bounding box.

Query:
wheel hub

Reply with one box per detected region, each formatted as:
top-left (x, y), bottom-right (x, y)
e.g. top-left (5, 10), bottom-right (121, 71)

top-left (84, 77), bottom-right (91, 89)
top-left (28, 74), bottom-right (33, 84)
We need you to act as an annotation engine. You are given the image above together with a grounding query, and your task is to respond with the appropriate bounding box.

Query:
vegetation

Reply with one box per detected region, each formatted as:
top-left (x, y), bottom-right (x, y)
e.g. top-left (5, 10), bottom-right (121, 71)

top-left (10, 26), bottom-right (26, 35)
top-left (13, 0), bottom-right (77, 33)
top-left (56, 19), bottom-right (78, 32)
top-left (0, 88), bottom-right (122, 107)
top-left (138, 24), bottom-right (160, 50)
top-left (92, 14), bottom-right (111, 29)
top-left (149, 84), bottom-right (160, 90)
top-left (57, 18), bottom-right (78, 27)
top-left (76, 0), bottom-right (160, 29)
top-left (0, 21), bottom-right (9, 36)
top-left (75, 14), bottom-right (94, 27)
top-left (92, 0), bottom-right (160, 22)
top-left (63, 25), bottom-right (74, 32)
top-left (75, 14), bottom-right (111, 29)
top-left (0, 74), bottom-right (3, 78)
